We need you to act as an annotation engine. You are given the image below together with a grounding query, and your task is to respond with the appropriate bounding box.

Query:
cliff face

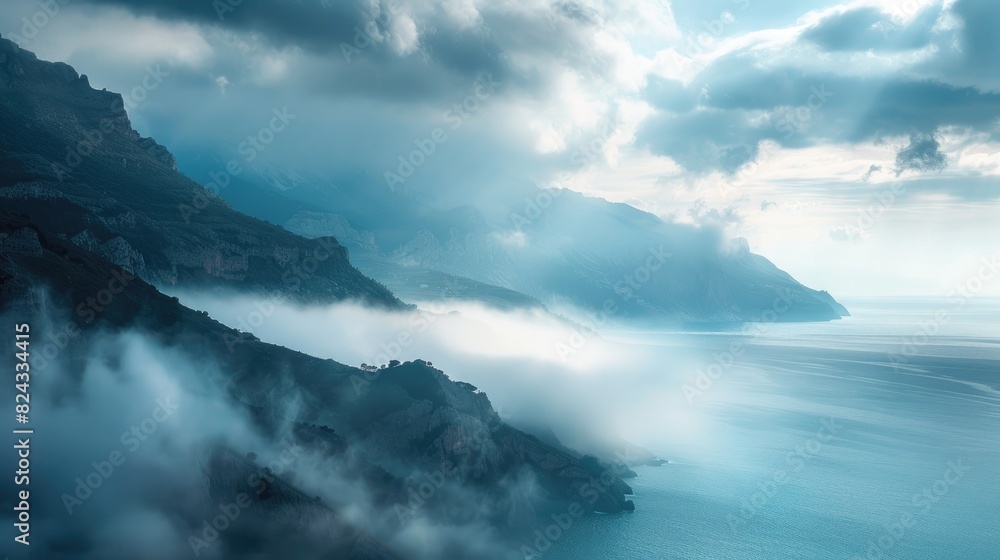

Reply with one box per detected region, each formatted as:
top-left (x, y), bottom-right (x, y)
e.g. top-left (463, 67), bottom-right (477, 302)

top-left (0, 37), bottom-right (639, 559)
top-left (378, 193), bottom-right (850, 323)
top-left (201, 158), bottom-right (850, 323)
top-left (0, 210), bottom-right (636, 559)
top-left (351, 363), bottom-right (635, 516)
top-left (0, 35), bottom-right (401, 308)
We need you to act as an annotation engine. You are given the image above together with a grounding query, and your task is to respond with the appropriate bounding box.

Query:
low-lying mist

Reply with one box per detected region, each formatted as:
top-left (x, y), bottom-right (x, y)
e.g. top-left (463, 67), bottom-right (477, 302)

top-left (172, 291), bottom-right (720, 457)
top-left (0, 304), bottom-right (520, 560)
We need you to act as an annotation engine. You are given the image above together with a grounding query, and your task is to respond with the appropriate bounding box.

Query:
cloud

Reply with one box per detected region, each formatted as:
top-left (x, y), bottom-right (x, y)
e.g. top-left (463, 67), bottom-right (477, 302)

top-left (860, 164), bottom-right (882, 181)
top-left (75, 0), bottom-right (386, 54)
top-left (687, 198), bottom-right (744, 230)
top-left (6, 0), bottom-right (997, 204)
top-left (0, 298), bottom-right (535, 560)
top-left (639, 58), bottom-right (1000, 172)
top-left (3, 0), bottom-right (999, 299)
top-left (169, 291), bottom-right (713, 455)
top-left (947, 0), bottom-right (1000, 77)
top-left (828, 224), bottom-right (870, 243)
top-left (0, 0), bottom-right (678, 210)
top-left (5, 7), bottom-right (214, 68)
top-left (799, 5), bottom-right (939, 53)
top-left (643, 74), bottom-right (698, 113)
top-left (63, 0), bottom-right (644, 106)
top-left (1, 324), bottom-right (268, 559)
top-left (634, 0), bottom-right (1000, 192)
top-left (894, 132), bottom-right (947, 176)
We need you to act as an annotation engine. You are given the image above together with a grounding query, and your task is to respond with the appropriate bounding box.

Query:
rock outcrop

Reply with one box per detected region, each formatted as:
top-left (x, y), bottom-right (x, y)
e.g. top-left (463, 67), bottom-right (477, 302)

top-left (0, 211), bottom-right (636, 559)
top-left (0, 34), bottom-right (401, 307)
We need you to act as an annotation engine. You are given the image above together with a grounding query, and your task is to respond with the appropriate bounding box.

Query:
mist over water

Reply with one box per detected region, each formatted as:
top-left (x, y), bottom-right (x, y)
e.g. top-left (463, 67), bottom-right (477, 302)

top-left (549, 298), bottom-right (1000, 560)
top-left (171, 291), bottom-right (712, 453)
top-left (174, 294), bottom-right (1000, 559)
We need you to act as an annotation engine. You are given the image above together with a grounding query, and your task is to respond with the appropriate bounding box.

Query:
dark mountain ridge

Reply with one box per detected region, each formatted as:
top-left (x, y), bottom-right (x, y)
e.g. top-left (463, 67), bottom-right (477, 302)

top-left (0, 208), bottom-right (637, 559)
top-left (0, 34), bottom-right (400, 308)
top-left (182, 153), bottom-right (850, 324)
top-left (0, 38), bottom-right (639, 559)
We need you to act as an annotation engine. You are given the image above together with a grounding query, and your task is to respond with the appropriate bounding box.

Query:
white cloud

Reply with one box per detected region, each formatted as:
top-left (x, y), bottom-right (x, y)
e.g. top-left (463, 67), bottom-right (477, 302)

top-left (828, 223), bottom-right (870, 242)
top-left (10, 8), bottom-right (213, 69)
top-left (389, 12), bottom-right (420, 55)
top-left (4, 0), bottom-right (997, 298)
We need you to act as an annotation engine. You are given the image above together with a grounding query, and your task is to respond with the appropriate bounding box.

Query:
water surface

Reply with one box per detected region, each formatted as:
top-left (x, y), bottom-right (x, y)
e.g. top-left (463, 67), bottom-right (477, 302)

top-left (544, 298), bottom-right (1000, 560)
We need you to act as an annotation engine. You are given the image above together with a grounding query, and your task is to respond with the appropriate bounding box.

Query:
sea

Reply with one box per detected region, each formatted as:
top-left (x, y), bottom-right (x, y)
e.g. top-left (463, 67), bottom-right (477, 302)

top-left (542, 298), bottom-right (1000, 560)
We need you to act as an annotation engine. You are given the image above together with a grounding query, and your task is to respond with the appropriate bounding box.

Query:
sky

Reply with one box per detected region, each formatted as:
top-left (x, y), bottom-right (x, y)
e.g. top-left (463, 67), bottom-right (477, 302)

top-left (2, 0), bottom-right (998, 297)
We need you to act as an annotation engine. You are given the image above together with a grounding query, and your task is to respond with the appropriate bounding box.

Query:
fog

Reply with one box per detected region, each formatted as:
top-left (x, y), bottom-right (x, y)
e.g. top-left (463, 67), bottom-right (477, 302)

top-left (172, 292), bottom-right (723, 457)
top-left (0, 288), bottom-right (761, 560)
top-left (0, 302), bottom-right (523, 560)
top-left (0, 322), bottom-right (263, 559)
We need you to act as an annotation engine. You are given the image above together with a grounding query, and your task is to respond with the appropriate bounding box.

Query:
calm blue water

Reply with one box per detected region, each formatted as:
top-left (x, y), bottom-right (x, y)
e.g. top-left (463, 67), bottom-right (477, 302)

top-left (544, 298), bottom-right (1000, 560)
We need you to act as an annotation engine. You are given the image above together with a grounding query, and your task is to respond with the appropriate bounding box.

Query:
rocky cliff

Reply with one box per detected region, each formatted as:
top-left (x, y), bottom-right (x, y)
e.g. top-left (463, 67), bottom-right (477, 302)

top-left (0, 210), bottom-right (636, 559)
top-left (0, 35), bottom-right (401, 308)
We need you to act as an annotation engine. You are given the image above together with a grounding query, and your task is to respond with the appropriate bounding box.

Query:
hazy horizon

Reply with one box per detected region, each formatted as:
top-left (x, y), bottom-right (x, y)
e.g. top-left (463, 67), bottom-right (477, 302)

top-left (4, 0), bottom-right (999, 299)
top-left (2, 2), bottom-right (998, 559)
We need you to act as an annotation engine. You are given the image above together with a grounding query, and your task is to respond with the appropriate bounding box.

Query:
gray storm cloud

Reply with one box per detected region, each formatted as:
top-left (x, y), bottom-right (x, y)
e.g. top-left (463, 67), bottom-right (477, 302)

top-left (4, 0), bottom-right (998, 211)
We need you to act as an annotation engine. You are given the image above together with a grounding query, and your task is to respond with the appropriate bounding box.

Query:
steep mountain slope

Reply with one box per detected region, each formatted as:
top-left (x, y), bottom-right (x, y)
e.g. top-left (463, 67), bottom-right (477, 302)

top-left (0, 209), bottom-right (636, 559)
top-left (0, 35), bottom-right (400, 308)
top-left (185, 160), bottom-right (848, 323)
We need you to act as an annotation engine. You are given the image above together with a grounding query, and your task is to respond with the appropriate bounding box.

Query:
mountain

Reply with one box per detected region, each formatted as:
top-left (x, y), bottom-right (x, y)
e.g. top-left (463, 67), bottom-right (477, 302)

top-left (179, 158), bottom-right (849, 324)
top-left (0, 40), bottom-right (641, 560)
top-left (0, 193), bottom-right (637, 560)
top-left (0, 35), bottom-right (400, 308)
